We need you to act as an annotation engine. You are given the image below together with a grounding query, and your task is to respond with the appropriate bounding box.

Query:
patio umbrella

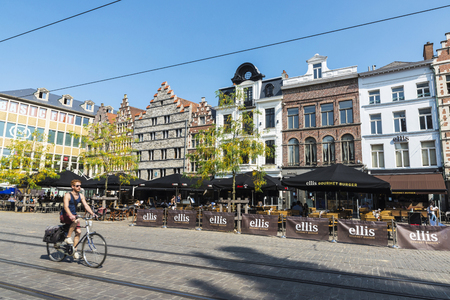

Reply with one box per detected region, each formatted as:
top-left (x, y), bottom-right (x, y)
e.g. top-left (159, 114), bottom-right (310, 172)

top-left (137, 173), bottom-right (211, 190)
top-left (37, 170), bottom-right (87, 187)
top-left (84, 173), bottom-right (145, 188)
top-left (281, 164), bottom-right (391, 193)
top-left (211, 172), bottom-right (282, 191)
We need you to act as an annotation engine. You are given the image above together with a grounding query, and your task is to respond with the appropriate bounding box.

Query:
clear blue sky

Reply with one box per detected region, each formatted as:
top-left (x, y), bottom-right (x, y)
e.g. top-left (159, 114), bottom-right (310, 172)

top-left (1, 0), bottom-right (449, 110)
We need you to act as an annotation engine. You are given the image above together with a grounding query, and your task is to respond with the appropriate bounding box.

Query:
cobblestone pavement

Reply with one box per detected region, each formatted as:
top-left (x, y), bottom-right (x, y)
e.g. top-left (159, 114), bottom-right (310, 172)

top-left (0, 211), bottom-right (450, 300)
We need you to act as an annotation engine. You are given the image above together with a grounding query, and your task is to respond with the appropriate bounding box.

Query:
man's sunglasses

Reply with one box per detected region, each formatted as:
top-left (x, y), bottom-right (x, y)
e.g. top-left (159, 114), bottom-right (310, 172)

top-left (74, 185), bottom-right (82, 187)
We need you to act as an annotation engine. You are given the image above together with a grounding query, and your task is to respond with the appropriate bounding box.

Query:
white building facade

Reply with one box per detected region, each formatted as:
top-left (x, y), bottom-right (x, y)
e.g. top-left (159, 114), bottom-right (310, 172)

top-left (359, 60), bottom-right (446, 207)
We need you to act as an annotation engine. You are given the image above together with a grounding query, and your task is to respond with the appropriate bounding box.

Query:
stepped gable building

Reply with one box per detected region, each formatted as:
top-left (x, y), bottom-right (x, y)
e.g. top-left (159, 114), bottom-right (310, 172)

top-left (432, 32), bottom-right (450, 200)
top-left (94, 103), bottom-right (115, 124)
top-left (359, 48), bottom-right (445, 208)
top-left (0, 88), bottom-right (99, 173)
top-left (116, 94), bottom-right (145, 132)
top-left (187, 96), bottom-right (215, 174)
top-left (281, 54), bottom-right (361, 177)
top-left (134, 81), bottom-right (198, 180)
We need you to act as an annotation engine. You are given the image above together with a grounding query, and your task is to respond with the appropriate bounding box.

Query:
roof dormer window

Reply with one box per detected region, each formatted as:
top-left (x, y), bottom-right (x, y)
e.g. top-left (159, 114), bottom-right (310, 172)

top-left (64, 98), bottom-right (71, 105)
top-left (83, 100), bottom-right (95, 112)
top-left (313, 63), bottom-right (322, 79)
top-left (59, 94), bottom-right (73, 107)
top-left (34, 88), bottom-right (49, 101)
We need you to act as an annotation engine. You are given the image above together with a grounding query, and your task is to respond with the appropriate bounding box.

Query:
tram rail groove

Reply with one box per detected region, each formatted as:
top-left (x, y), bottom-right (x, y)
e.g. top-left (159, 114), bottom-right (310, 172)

top-left (0, 246), bottom-right (448, 300)
top-left (1, 234), bottom-right (450, 290)
top-left (0, 280), bottom-right (75, 300)
top-left (0, 258), bottom-right (224, 300)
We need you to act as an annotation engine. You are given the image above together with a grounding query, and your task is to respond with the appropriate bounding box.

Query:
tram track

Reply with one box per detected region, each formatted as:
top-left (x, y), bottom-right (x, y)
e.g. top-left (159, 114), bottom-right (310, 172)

top-left (0, 236), bottom-right (449, 299)
top-left (0, 280), bottom-right (75, 300)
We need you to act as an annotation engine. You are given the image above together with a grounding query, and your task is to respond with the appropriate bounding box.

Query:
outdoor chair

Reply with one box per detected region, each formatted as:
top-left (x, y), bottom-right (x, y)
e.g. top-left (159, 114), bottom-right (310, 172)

top-left (0, 200), bottom-right (4, 211)
top-left (291, 209), bottom-right (301, 216)
top-left (34, 203), bottom-right (42, 213)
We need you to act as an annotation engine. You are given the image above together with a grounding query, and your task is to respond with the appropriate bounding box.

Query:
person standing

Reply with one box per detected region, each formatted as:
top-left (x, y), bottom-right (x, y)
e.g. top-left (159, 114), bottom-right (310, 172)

top-left (427, 201), bottom-right (438, 225)
top-left (60, 179), bottom-right (96, 260)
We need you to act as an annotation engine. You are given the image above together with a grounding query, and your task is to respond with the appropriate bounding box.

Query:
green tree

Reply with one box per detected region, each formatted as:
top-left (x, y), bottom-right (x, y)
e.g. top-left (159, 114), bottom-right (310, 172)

top-left (76, 120), bottom-right (139, 195)
top-left (187, 91), bottom-right (273, 200)
top-left (0, 130), bottom-right (59, 191)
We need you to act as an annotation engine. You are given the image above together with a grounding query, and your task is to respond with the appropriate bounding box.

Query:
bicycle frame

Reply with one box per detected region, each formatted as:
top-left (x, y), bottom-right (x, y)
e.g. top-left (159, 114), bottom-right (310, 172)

top-left (73, 218), bottom-right (97, 249)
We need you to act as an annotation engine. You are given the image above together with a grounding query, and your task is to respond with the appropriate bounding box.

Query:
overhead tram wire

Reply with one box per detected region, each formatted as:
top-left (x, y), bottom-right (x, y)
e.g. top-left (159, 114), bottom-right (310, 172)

top-left (16, 4), bottom-right (450, 98)
top-left (0, 0), bottom-right (122, 44)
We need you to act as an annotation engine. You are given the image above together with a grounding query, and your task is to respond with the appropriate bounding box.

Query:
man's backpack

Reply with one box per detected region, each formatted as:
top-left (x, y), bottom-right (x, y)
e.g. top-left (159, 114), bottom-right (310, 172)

top-left (43, 225), bottom-right (66, 243)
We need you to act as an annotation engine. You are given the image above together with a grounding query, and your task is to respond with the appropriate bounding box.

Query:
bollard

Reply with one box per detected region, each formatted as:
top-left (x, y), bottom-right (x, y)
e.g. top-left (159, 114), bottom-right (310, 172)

top-left (196, 208), bottom-right (202, 231)
top-left (280, 214), bottom-right (286, 238)
top-left (391, 219), bottom-right (398, 248)
top-left (162, 208), bottom-right (167, 228)
top-left (330, 215), bottom-right (337, 243)
top-left (129, 207), bottom-right (136, 226)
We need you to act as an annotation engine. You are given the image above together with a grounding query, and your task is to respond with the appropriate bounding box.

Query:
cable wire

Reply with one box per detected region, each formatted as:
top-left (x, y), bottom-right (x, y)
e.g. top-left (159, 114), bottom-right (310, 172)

top-left (16, 4), bottom-right (450, 95)
top-left (0, 0), bottom-right (122, 44)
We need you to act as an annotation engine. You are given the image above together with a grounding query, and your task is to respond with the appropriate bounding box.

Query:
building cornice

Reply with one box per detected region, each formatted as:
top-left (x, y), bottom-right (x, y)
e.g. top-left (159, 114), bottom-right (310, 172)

top-left (281, 73), bottom-right (358, 90)
top-left (359, 60), bottom-right (432, 78)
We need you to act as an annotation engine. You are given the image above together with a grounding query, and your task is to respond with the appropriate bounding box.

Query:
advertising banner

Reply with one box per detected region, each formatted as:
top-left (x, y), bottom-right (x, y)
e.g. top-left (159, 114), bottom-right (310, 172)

top-left (167, 209), bottom-right (197, 229)
top-left (397, 224), bottom-right (450, 251)
top-left (241, 213), bottom-right (278, 236)
top-left (337, 219), bottom-right (388, 246)
top-left (285, 216), bottom-right (329, 241)
top-left (136, 209), bottom-right (164, 227)
top-left (202, 211), bottom-right (235, 232)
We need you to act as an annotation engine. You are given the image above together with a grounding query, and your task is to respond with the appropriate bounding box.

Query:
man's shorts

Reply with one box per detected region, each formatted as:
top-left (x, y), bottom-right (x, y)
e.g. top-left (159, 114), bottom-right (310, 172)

top-left (60, 214), bottom-right (80, 228)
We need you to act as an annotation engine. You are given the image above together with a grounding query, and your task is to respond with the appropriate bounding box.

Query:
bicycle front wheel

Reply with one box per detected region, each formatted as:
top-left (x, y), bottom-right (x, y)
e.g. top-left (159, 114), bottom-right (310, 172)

top-left (47, 242), bottom-right (66, 262)
top-left (82, 233), bottom-right (107, 268)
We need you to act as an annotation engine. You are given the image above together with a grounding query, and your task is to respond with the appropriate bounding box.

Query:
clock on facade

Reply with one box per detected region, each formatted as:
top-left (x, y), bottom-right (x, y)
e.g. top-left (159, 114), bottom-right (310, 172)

top-left (244, 71), bottom-right (252, 80)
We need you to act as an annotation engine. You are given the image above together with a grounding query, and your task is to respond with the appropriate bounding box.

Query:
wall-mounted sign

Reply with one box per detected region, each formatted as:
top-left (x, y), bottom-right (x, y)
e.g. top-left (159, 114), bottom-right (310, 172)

top-left (393, 136), bottom-right (409, 142)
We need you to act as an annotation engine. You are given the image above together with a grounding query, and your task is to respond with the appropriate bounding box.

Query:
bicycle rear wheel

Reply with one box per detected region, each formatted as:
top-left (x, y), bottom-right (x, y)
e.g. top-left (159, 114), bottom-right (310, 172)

top-left (82, 233), bottom-right (107, 268)
top-left (47, 242), bottom-right (66, 262)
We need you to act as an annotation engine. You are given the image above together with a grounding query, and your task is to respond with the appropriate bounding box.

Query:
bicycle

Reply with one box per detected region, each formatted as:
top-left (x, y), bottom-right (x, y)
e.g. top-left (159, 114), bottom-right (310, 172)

top-left (46, 216), bottom-right (107, 268)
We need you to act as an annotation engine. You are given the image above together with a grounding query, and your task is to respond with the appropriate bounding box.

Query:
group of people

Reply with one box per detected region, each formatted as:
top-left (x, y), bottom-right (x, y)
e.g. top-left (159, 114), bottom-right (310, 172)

top-left (291, 201), bottom-right (309, 217)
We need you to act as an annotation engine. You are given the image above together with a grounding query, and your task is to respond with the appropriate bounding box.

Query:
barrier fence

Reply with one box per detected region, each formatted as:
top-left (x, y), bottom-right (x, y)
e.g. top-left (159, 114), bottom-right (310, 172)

top-left (134, 209), bottom-right (450, 251)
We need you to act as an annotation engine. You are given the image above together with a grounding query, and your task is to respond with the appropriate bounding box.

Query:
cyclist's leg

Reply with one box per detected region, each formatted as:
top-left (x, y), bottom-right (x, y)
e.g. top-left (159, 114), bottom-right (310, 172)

top-left (73, 226), bottom-right (81, 251)
top-left (66, 218), bottom-right (78, 240)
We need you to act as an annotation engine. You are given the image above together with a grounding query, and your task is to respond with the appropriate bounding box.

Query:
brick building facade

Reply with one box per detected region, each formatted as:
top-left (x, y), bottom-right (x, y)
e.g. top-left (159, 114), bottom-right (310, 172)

top-left (134, 82), bottom-right (198, 180)
top-left (281, 54), bottom-right (362, 178)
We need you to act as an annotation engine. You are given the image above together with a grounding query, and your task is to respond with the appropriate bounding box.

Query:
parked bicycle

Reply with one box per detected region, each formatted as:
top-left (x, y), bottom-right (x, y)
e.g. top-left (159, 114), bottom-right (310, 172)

top-left (46, 216), bottom-right (107, 268)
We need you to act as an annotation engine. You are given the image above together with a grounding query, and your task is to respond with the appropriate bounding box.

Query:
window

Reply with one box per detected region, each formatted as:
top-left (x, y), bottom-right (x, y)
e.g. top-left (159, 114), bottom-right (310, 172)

top-left (200, 116), bottom-right (205, 125)
top-left (56, 131), bottom-right (64, 145)
top-left (137, 151), bottom-right (142, 162)
top-left (63, 98), bottom-right (71, 105)
top-left (417, 82), bottom-right (430, 98)
top-left (38, 108), bottom-right (47, 119)
top-left (371, 145), bottom-right (385, 168)
top-left (265, 84), bottom-right (274, 97)
top-left (392, 87), bottom-right (405, 101)
top-left (160, 169), bottom-right (166, 177)
top-left (242, 111), bottom-right (253, 134)
top-left (288, 139), bottom-right (299, 166)
top-left (73, 116), bottom-right (81, 126)
top-left (341, 134), bottom-right (355, 164)
top-left (9, 102), bottom-right (18, 113)
top-left (174, 148), bottom-right (182, 159)
top-left (265, 108), bottom-right (275, 128)
top-left (173, 168), bottom-right (181, 174)
top-left (447, 75), bottom-right (450, 94)
top-left (149, 150), bottom-right (154, 161)
top-left (190, 162), bottom-right (198, 172)
top-left (73, 137), bottom-right (79, 148)
top-left (322, 136), bottom-right (335, 165)
top-left (48, 130), bottom-right (56, 144)
top-left (59, 112), bottom-right (66, 123)
top-left (304, 106), bottom-right (316, 128)
top-left (419, 108), bottom-right (433, 130)
top-left (148, 169), bottom-right (153, 180)
top-left (265, 140), bottom-right (275, 164)
top-left (244, 87), bottom-right (253, 105)
top-left (395, 143), bottom-right (410, 167)
top-left (369, 90), bottom-right (380, 104)
top-left (421, 141), bottom-right (437, 166)
top-left (370, 114), bottom-right (382, 134)
top-left (38, 91), bottom-right (47, 99)
top-left (176, 129), bottom-right (182, 137)
top-left (83, 118), bottom-right (90, 126)
top-left (64, 133), bottom-right (72, 147)
top-left (321, 103), bottom-right (334, 126)
top-left (151, 117), bottom-right (157, 126)
top-left (0, 100), bottom-right (7, 111)
top-left (224, 114), bottom-right (232, 132)
top-left (164, 115), bottom-right (170, 123)
top-left (287, 108), bottom-right (299, 129)
top-left (19, 104), bottom-right (28, 115)
top-left (305, 137), bottom-right (317, 166)
top-left (86, 104), bottom-right (93, 111)
top-left (191, 135), bottom-right (197, 148)
top-left (313, 63), bottom-right (322, 79)
top-left (138, 134), bottom-right (144, 142)
top-left (150, 132), bottom-right (156, 140)
top-left (161, 149), bottom-right (167, 160)
top-left (394, 111), bottom-right (407, 132)
top-left (339, 100), bottom-right (353, 124)
top-left (162, 130), bottom-right (169, 139)
top-left (0, 121), bottom-right (4, 137)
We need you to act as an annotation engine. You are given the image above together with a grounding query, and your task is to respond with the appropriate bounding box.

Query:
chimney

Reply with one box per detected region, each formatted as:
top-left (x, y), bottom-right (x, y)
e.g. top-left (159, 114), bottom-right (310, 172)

top-left (423, 42), bottom-right (434, 60)
top-left (201, 97), bottom-right (205, 102)
top-left (372, 65), bottom-right (376, 70)
top-left (282, 70), bottom-right (289, 79)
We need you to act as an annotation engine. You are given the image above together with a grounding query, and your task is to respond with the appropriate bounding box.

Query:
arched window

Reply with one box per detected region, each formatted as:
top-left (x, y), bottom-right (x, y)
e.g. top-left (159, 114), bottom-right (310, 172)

top-left (341, 134), bottom-right (355, 164)
top-left (305, 137), bottom-right (317, 166)
top-left (322, 136), bottom-right (335, 165)
top-left (265, 84), bottom-right (274, 97)
top-left (288, 138), bottom-right (299, 166)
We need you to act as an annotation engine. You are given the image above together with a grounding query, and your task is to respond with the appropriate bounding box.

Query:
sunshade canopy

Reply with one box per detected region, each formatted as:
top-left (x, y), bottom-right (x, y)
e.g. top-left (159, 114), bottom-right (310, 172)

top-left (211, 172), bottom-right (282, 190)
top-left (37, 170), bottom-right (87, 187)
top-left (84, 173), bottom-right (145, 188)
top-left (282, 164), bottom-right (391, 193)
top-left (137, 173), bottom-right (212, 190)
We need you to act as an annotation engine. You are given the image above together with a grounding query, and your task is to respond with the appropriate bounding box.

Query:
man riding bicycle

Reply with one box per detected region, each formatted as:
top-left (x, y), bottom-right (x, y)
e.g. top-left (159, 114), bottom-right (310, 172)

top-left (60, 179), bottom-right (96, 259)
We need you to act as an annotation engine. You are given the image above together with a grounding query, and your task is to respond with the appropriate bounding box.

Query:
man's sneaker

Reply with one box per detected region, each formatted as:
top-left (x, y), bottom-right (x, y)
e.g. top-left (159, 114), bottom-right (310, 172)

top-left (64, 237), bottom-right (73, 245)
top-left (73, 252), bottom-right (80, 260)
